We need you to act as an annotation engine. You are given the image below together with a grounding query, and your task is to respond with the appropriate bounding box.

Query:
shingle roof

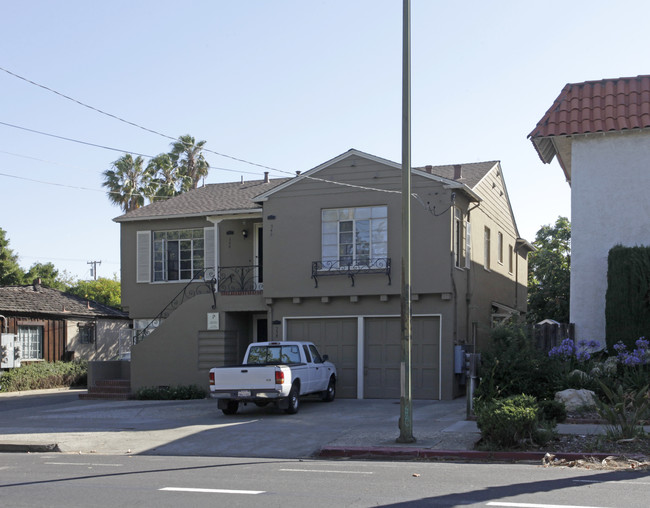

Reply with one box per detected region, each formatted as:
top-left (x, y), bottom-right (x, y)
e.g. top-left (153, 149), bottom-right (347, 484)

top-left (0, 285), bottom-right (128, 319)
top-left (114, 177), bottom-right (291, 222)
top-left (529, 74), bottom-right (650, 164)
top-left (416, 161), bottom-right (498, 189)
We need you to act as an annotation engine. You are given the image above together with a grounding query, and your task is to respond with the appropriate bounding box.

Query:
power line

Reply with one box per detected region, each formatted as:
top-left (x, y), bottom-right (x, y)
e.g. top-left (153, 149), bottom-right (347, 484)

top-left (0, 65), bottom-right (285, 173)
top-left (0, 120), bottom-right (153, 158)
top-left (0, 66), bottom-right (409, 196)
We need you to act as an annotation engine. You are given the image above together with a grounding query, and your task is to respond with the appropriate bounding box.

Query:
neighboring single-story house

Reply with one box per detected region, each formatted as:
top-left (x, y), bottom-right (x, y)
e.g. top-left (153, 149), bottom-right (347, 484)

top-left (116, 149), bottom-right (532, 399)
top-left (0, 280), bottom-right (130, 367)
top-left (529, 74), bottom-right (650, 342)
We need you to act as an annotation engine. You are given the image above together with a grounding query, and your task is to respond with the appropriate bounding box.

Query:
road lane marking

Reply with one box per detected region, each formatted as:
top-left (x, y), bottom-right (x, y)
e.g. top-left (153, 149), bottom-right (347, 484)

top-left (280, 468), bottom-right (373, 474)
top-left (487, 502), bottom-right (609, 508)
top-left (45, 462), bottom-right (123, 467)
top-left (160, 487), bottom-right (264, 495)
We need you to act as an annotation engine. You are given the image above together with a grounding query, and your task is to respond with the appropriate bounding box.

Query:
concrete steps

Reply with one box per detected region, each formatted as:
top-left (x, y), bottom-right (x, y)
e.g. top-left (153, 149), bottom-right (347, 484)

top-left (79, 379), bottom-right (132, 400)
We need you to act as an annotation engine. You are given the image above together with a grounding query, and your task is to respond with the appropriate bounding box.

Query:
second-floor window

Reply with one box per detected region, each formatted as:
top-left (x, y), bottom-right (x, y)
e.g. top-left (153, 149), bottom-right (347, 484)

top-left (153, 229), bottom-right (205, 281)
top-left (321, 206), bottom-right (388, 266)
top-left (484, 227), bottom-right (491, 270)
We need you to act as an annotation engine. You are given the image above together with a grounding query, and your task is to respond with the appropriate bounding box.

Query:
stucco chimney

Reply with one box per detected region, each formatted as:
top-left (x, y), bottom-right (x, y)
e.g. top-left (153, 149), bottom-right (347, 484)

top-left (453, 164), bottom-right (462, 180)
top-left (425, 165), bottom-right (433, 173)
top-left (33, 278), bottom-right (42, 291)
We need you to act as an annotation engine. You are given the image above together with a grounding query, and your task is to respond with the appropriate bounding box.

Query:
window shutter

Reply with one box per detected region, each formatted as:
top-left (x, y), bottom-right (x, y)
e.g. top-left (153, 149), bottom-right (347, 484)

top-left (136, 231), bottom-right (151, 283)
top-left (465, 222), bottom-right (472, 269)
top-left (204, 226), bottom-right (215, 269)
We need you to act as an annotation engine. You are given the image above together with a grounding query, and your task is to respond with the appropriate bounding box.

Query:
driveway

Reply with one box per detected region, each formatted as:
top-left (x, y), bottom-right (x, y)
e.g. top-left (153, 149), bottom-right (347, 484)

top-left (0, 390), bottom-right (477, 457)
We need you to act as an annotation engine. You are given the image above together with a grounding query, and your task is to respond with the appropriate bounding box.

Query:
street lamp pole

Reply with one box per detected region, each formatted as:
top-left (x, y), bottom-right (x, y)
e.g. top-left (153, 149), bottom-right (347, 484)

top-left (397, 0), bottom-right (415, 444)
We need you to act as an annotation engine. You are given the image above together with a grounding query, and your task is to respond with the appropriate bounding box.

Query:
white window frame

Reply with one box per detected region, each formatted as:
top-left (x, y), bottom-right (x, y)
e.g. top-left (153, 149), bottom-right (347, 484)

top-left (497, 231), bottom-right (504, 265)
top-left (18, 325), bottom-right (43, 360)
top-left (484, 227), bottom-right (491, 271)
top-left (454, 208), bottom-right (464, 268)
top-left (508, 244), bottom-right (514, 274)
top-left (321, 206), bottom-right (388, 267)
top-left (465, 221), bottom-right (472, 269)
top-left (152, 228), bottom-right (205, 282)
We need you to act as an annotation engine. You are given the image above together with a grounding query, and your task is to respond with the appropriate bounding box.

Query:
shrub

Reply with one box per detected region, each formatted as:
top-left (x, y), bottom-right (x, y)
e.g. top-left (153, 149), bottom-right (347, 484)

top-left (595, 381), bottom-right (650, 440)
top-left (134, 384), bottom-right (206, 400)
top-left (538, 398), bottom-right (567, 424)
top-left (475, 394), bottom-right (540, 449)
top-left (475, 324), bottom-right (563, 402)
top-left (0, 360), bottom-right (87, 392)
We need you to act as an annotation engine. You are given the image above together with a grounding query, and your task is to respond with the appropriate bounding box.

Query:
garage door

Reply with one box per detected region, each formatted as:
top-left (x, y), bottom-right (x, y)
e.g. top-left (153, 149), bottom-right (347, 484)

top-left (364, 316), bottom-right (440, 399)
top-left (286, 318), bottom-right (358, 398)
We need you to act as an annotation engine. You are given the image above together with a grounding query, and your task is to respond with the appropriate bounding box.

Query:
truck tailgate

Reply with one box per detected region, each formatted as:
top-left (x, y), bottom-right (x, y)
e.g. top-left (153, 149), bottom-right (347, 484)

top-left (210, 365), bottom-right (278, 391)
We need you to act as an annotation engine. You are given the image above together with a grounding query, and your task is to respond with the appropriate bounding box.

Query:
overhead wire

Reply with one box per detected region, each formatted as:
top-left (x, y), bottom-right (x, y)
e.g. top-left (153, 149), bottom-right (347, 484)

top-left (0, 65), bottom-right (416, 197)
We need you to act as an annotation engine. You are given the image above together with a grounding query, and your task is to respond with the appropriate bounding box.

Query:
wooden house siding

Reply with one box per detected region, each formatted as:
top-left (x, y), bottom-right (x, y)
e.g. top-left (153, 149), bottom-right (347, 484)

top-left (5, 316), bottom-right (67, 362)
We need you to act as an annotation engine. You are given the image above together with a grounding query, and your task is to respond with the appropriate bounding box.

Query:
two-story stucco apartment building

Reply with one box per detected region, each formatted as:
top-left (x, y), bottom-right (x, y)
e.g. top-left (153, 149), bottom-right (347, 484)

top-left (529, 74), bottom-right (650, 343)
top-left (115, 149), bottom-right (532, 400)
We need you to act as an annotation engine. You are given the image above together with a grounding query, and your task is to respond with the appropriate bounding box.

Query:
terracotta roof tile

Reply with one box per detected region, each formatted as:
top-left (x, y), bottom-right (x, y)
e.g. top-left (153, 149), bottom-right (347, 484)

top-left (529, 74), bottom-right (650, 164)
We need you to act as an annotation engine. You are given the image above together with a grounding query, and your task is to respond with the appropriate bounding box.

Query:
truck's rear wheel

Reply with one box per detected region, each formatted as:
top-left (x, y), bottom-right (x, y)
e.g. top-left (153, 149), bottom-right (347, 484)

top-left (221, 401), bottom-right (239, 415)
top-left (321, 376), bottom-right (336, 402)
top-left (284, 384), bottom-right (300, 414)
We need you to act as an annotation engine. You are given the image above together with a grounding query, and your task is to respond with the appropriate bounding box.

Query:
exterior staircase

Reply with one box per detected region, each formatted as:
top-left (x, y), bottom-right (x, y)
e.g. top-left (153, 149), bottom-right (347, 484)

top-left (79, 379), bottom-right (132, 400)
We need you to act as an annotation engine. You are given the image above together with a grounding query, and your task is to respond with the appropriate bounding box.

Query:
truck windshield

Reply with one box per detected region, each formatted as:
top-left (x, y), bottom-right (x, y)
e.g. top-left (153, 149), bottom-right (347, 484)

top-left (247, 345), bottom-right (301, 365)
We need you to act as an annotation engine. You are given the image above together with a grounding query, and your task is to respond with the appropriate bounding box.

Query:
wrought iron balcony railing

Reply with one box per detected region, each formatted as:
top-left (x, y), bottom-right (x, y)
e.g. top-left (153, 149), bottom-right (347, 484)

top-left (218, 265), bottom-right (263, 292)
top-left (311, 258), bottom-right (391, 288)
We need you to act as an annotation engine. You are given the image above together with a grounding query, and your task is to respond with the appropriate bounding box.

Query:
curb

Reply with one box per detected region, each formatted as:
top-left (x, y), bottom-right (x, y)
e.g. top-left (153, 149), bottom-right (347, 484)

top-left (0, 443), bottom-right (61, 453)
top-left (319, 445), bottom-right (621, 463)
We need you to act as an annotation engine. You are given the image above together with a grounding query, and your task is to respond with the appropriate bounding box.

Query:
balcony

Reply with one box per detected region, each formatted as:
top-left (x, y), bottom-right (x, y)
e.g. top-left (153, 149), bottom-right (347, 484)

top-left (218, 265), bottom-right (263, 293)
top-left (311, 258), bottom-right (391, 288)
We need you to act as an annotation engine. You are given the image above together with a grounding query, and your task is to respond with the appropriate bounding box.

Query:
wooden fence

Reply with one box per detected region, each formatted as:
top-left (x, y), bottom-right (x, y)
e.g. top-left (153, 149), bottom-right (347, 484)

top-left (529, 322), bottom-right (575, 352)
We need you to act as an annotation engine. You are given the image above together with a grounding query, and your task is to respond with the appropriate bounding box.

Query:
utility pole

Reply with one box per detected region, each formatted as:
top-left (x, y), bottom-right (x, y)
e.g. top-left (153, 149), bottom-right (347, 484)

top-left (397, 0), bottom-right (415, 444)
top-left (87, 260), bottom-right (101, 280)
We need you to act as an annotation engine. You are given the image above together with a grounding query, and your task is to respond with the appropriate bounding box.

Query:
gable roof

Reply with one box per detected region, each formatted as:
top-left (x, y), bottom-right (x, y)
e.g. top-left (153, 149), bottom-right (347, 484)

top-left (415, 161), bottom-right (498, 190)
top-left (0, 284), bottom-right (128, 320)
top-left (529, 74), bottom-right (650, 173)
top-left (254, 149), bottom-right (486, 203)
top-left (114, 177), bottom-right (291, 222)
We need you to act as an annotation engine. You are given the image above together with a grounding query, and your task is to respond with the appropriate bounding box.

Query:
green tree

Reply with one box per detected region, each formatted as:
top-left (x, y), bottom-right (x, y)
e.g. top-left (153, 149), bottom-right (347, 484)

top-left (67, 276), bottom-right (121, 309)
top-left (169, 134), bottom-right (209, 191)
top-left (102, 154), bottom-right (152, 212)
top-left (147, 153), bottom-right (181, 200)
top-left (24, 262), bottom-right (71, 290)
top-left (0, 227), bottom-right (24, 285)
top-left (527, 216), bottom-right (571, 323)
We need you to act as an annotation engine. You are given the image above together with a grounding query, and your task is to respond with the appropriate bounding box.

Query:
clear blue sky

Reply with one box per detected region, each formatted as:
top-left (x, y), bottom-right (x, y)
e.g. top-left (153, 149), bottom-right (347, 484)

top-left (1, 0), bottom-right (647, 281)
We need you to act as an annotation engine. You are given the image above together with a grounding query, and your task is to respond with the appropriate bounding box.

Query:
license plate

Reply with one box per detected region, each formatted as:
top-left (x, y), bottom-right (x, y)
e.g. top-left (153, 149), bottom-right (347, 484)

top-left (237, 390), bottom-right (251, 397)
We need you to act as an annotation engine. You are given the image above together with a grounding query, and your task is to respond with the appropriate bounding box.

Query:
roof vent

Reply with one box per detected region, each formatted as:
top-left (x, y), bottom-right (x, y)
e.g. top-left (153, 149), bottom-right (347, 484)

top-left (453, 164), bottom-right (462, 180)
top-left (264, 171), bottom-right (269, 183)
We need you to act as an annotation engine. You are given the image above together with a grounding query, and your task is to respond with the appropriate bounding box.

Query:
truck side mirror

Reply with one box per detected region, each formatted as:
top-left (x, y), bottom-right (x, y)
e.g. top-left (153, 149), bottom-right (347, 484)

top-left (322, 354), bottom-right (329, 361)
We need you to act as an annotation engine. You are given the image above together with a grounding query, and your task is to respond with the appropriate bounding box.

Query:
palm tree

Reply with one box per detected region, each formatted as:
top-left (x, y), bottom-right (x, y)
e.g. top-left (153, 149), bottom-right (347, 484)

top-left (169, 134), bottom-right (209, 190)
top-left (147, 153), bottom-right (183, 201)
top-left (102, 154), bottom-right (152, 212)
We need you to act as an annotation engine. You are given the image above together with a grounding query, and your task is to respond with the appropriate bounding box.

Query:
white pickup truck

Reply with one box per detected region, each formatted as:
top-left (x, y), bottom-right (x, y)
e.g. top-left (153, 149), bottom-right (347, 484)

top-left (209, 341), bottom-right (337, 415)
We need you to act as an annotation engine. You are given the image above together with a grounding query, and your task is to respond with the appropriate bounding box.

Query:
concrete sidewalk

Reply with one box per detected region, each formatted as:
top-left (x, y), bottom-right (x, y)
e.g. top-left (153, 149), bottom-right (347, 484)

top-left (0, 389), bottom-right (627, 461)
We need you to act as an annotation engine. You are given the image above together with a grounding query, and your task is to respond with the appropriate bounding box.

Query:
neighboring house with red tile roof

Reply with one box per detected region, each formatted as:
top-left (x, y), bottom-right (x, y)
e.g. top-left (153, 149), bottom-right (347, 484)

top-left (0, 280), bottom-right (130, 367)
top-left (529, 74), bottom-right (650, 343)
top-left (115, 149), bottom-right (531, 400)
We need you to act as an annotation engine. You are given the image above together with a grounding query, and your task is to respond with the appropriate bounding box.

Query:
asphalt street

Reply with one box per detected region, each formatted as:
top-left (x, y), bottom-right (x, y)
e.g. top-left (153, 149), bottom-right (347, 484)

top-left (2, 453), bottom-right (650, 508)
